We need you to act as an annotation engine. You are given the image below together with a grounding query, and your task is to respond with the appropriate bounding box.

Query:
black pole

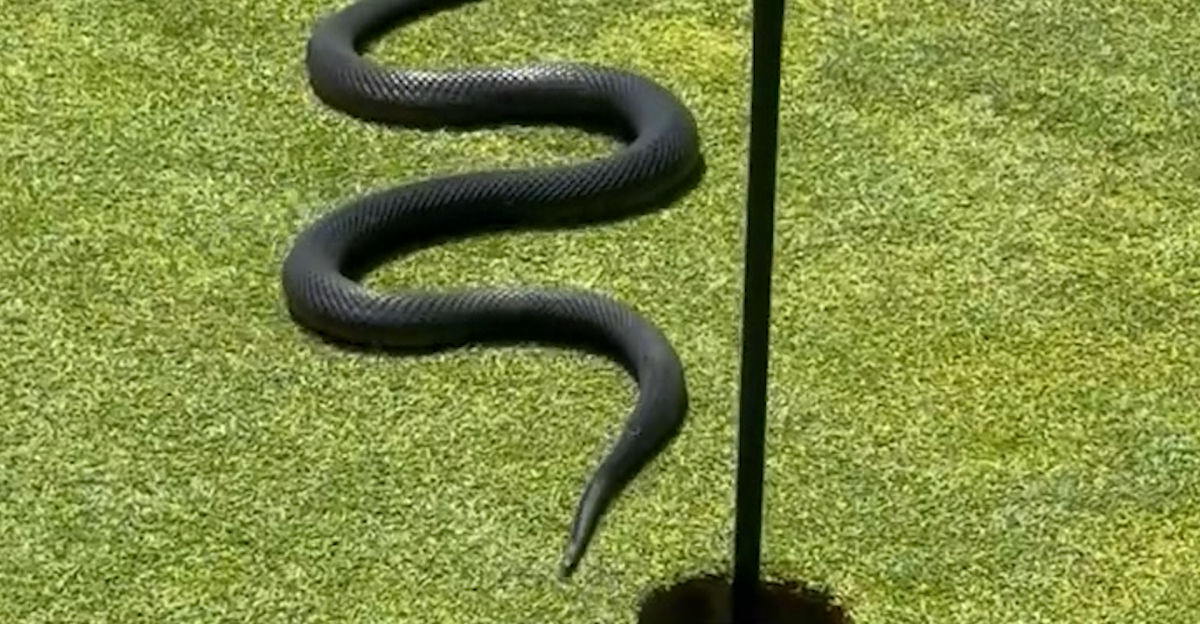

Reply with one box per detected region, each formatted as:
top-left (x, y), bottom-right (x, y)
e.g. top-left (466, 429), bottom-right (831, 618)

top-left (731, 0), bottom-right (786, 620)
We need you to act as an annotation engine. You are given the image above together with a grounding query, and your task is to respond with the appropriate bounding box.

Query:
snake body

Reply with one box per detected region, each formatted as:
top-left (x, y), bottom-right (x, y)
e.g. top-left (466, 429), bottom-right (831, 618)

top-left (281, 0), bottom-right (704, 578)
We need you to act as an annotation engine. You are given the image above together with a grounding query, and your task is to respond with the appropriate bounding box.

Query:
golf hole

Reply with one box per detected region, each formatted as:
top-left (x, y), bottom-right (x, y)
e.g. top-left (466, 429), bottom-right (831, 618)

top-left (636, 572), bottom-right (851, 624)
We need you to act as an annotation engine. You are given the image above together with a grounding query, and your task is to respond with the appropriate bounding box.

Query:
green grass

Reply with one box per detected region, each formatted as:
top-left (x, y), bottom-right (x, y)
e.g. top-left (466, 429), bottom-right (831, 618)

top-left (2, 0), bottom-right (1199, 621)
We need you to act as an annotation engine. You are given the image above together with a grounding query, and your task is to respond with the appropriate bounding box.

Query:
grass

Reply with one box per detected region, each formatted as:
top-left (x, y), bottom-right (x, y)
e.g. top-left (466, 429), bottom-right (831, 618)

top-left (2, 0), bottom-right (1199, 621)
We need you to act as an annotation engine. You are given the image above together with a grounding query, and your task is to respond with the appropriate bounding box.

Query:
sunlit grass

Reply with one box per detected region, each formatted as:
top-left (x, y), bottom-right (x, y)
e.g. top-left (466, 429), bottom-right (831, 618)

top-left (1, 0), bottom-right (1198, 622)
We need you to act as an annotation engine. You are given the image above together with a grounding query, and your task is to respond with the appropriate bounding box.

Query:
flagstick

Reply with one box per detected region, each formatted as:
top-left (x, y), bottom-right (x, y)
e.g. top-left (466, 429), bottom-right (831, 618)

top-left (731, 0), bottom-right (786, 620)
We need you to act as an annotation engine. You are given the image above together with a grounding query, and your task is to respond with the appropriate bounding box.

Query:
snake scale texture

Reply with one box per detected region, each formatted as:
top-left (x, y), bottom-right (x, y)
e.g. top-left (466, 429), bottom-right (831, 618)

top-left (281, 0), bottom-right (705, 579)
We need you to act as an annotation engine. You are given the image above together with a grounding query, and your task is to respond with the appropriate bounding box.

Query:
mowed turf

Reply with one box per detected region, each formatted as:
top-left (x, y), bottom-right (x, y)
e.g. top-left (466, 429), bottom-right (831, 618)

top-left (2, 0), bottom-right (1199, 621)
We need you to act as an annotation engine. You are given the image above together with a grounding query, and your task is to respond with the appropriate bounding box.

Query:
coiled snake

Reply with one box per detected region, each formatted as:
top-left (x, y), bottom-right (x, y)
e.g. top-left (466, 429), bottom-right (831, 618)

top-left (281, 0), bottom-right (704, 578)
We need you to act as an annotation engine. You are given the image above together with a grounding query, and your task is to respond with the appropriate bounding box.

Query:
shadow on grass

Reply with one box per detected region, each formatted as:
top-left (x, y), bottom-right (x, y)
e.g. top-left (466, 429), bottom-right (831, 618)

top-left (637, 571), bottom-right (852, 624)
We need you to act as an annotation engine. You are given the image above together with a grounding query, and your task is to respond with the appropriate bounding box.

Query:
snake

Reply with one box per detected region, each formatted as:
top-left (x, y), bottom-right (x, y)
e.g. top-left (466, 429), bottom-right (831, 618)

top-left (280, 0), bottom-right (705, 579)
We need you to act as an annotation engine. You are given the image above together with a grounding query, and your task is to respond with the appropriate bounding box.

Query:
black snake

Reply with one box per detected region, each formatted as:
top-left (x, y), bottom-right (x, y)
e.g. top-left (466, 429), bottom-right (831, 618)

top-left (281, 0), bottom-right (704, 578)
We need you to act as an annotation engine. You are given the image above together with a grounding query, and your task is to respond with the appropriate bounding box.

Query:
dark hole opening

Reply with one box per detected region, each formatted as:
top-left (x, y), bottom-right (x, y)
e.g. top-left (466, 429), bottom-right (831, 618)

top-left (636, 572), bottom-right (852, 624)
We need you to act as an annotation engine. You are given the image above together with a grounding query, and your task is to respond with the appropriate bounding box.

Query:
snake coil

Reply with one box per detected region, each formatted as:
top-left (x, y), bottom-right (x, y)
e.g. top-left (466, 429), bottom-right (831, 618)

top-left (281, 0), bottom-right (704, 578)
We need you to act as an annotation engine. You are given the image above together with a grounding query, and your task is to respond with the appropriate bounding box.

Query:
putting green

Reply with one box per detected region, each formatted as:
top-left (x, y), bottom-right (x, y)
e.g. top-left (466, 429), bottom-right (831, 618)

top-left (2, 0), bottom-right (1198, 622)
